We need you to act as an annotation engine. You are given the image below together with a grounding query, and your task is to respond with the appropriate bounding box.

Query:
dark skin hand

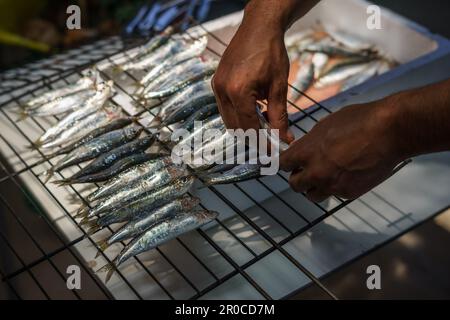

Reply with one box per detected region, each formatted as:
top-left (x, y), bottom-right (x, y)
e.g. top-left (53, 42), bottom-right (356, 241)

top-left (214, 0), bottom-right (450, 202)
top-left (280, 79), bottom-right (450, 202)
top-left (213, 0), bottom-right (319, 143)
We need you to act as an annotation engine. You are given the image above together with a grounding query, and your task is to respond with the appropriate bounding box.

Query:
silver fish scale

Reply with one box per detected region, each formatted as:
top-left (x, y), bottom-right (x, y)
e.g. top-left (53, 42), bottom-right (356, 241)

top-left (88, 157), bottom-right (173, 202)
top-left (89, 165), bottom-right (187, 217)
top-left (30, 89), bottom-right (96, 117)
top-left (108, 195), bottom-right (199, 244)
top-left (99, 176), bottom-right (195, 222)
top-left (42, 108), bottom-right (121, 149)
top-left (117, 210), bottom-right (217, 266)
top-left (25, 75), bottom-right (96, 108)
top-left (60, 126), bottom-right (141, 166)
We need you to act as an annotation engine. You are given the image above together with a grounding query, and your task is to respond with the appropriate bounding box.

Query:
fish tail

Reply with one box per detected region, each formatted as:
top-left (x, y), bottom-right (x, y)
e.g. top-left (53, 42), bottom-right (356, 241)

top-left (131, 81), bottom-right (144, 91)
top-left (96, 262), bottom-right (116, 283)
top-left (86, 221), bottom-right (101, 236)
top-left (53, 179), bottom-right (71, 186)
top-left (17, 103), bottom-right (30, 110)
top-left (111, 65), bottom-right (124, 76)
top-left (147, 116), bottom-right (162, 129)
top-left (40, 169), bottom-right (55, 184)
top-left (16, 110), bottom-right (29, 122)
top-left (131, 116), bottom-right (140, 124)
top-left (95, 239), bottom-right (110, 258)
top-left (74, 205), bottom-right (89, 218)
top-left (79, 216), bottom-right (92, 225)
top-left (26, 139), bottom-right (43, 150)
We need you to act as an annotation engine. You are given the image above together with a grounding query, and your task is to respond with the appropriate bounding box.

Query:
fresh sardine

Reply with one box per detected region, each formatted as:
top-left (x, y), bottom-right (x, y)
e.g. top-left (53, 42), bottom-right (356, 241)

top-left (290, 53), bottom-right (314, 101)
top-left (93, 195), bottom-right (201, 251)
top-left (57, 135), bottom-right (156, 184)
top-left (40, 104), bottom-right (122, 150)
top-left (81, 164), bottom-right (188, 218)
top-left (99, 209), bottom-right (218, 283)
top-left (143, 59), bottom-right (218, 99)
top-left (312, 52), bottom-right (329, 79)
top-left (158, 94), bottom-right (217, 129)
top-left (181, 103), bottom-right (219, 132)
top-left (59, 151), bottom-right (161, 185)
top-left (201, 163), bottom-right (262, 187)
top-left (43, 125), bottom-right (142, 182)
top-left (315, 61), bottom-right (374, 89)
top-left (23, 69), bottom-right (99, 109)
top-left (35, 81), bottom-right (114, 147)
top-left (340, 60), bottom-right (381, 92)
top-left (87, 156), bottom-right (174, 203)
top-left (44, 117), bottom-right (136, 158)
top-left (147, 78), bottom-right (213, 127)
top-left (140, 36), bottom-right (208, 87)
top-left (93, 176), bottom-right (195, 226)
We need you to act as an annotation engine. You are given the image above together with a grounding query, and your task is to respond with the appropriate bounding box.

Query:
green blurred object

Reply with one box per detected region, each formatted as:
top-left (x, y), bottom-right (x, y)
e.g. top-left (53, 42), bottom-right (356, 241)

top-left (0, 29), bottom-right (50, 52)
top-left (0, 0), bottom-right (50, 52)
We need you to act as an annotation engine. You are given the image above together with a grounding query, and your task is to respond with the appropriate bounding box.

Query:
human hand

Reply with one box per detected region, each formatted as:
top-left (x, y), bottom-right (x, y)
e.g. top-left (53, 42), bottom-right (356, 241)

top-left (280, 101), bottom-right (403, 202)
top-left (212, 20), bottom-right (295, 143)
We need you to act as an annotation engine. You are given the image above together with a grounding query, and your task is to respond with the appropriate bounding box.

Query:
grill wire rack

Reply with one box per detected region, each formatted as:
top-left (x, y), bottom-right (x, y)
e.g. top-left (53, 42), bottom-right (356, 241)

top-left (0, 20), bottom-right (412, 300)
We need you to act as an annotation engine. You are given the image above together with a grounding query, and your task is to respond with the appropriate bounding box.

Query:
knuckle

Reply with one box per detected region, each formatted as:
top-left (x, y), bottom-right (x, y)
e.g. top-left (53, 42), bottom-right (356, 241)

top-left (288, 176), bottom-right (301, 193)
top-left (212, 75), bottom-right (225, 92)
top-left (238, 106), bottom-right (256, 119)
top-left (227, 82), bottom-right (244, 98)
top-left (306, 170), bottom-right (324, 185)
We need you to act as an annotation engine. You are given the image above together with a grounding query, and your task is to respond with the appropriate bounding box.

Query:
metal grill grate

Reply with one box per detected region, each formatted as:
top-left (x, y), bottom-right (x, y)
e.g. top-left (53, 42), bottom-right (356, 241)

top-left (0, 21), bottom-right (411, 300)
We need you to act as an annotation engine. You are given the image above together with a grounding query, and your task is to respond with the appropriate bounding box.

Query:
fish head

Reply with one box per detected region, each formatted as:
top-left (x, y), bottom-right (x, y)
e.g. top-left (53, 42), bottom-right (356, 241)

top-left (140, 134), bottom-right (156, 147)
top-left (195, 210), bottom-right (219, 222)
top-left (176, 175), bottom-right (195, 190)
top-left (124, 125), bottom-right (143, 139)
top-left (83, 68), bottom-right (100, 84)
top-left (179, 195), bottom-right (201, 211)
top-left (167, 164), bottom-right (188, 180)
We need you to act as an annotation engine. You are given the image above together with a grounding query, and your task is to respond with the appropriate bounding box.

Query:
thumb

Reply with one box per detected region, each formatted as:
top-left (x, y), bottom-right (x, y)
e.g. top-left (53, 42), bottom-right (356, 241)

top-left (267, 81), bottom-right (295, 144)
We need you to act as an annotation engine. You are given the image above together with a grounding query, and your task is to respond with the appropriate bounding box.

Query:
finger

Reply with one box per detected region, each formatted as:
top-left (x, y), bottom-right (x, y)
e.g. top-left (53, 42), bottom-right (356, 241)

top-left (220, 95), bottom-right (240, 130)
top-left (279, 138), bottom-right (308, 172)
top-left (288, 168), bottom-right (312, 193)
top-left (212, 77), bottom-right (239, 129)
top-left (267, 80), bottom-right (295, 144)
top-left (306, 187), bottom-right (330, 203)
top-left (231, 94), bottom-right (260, 132)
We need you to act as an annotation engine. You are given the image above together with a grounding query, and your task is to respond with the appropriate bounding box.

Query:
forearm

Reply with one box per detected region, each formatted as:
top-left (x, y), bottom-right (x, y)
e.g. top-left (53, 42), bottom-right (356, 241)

top-left (385, 79), bottom-right (450, 159)
top-left (242, 0), bottom-right (320, 33)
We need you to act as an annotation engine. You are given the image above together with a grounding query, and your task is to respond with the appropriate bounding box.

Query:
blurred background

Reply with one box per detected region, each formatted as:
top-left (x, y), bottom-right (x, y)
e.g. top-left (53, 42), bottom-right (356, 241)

top-left (0, 0), bottom-right (449, 71)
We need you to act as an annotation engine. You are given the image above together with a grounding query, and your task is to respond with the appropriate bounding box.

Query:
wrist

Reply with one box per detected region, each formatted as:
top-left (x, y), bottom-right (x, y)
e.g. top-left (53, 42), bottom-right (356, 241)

top-left (371, 95), bottom-right (409, 163)
top-left (243, 0), bottom-right (294, 34)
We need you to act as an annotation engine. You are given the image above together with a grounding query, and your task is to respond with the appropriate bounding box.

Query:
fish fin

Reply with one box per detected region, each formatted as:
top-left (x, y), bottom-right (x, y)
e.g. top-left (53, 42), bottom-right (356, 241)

top-left (131, 81), bottom-right (144, 91)
top-left (111, 65), bottom-right (124, 76)
top-left (40, 169), bottom-right (55, 184)
top-left (131, 116), bottom-right (140, 124)
top-left (74, 205), bottom-right (88, 218)
top-left (17, 103), bottom-right (30, 110)
top-left (95, 239), bottom-right (110, 258)
top-left (86, 222), bottom-right (101, 236)
top-left (96, 263), bottom-right (116, 284)
top-left (15, 110), bottom-right (29, 122)
top-left (53, 179), bottom-right (71, 186)
top-left (26, 139), bottom-right (43, 150)
top-left (147, 115), bottom-right (162, 129)
top-left (79, 216), bottom-right (92, 225)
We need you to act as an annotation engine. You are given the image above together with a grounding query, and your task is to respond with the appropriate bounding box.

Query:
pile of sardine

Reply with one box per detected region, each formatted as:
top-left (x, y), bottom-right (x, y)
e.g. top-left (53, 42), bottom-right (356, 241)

top-left (21, 23), bottom-right (396, 282)
top-left (287, 23), bottom-right (396, 101)
top-left (20, 28), bottom-right (263, 283)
